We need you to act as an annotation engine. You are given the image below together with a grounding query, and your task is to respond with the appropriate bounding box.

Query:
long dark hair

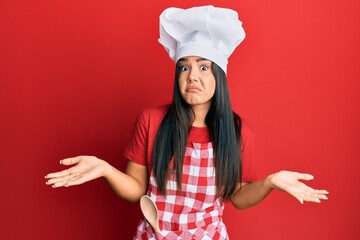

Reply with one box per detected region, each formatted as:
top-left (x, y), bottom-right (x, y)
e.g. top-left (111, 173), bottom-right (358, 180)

top-left (152, 61), bottom-right (242, 200)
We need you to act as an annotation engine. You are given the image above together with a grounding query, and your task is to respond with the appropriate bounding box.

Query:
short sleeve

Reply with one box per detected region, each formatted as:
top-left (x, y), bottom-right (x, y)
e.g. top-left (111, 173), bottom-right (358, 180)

top-left (123, 106), bottom-right (168, 170)
top-left (123, 111), bottom-right (148, 166)
top-left (240, 119), bottom-right (257, 182)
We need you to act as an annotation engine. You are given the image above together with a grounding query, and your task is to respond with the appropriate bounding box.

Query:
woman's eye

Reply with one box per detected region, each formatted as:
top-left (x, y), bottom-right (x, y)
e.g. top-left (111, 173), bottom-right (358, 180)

top-left (180, 66), bottom-right (189, 71)
top-left (200, 65), bottom-right (208, 71)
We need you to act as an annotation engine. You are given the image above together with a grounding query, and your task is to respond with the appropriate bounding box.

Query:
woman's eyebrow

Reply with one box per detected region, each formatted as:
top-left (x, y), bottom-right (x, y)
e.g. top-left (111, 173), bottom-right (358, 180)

top-left (177, 57), bottom-right (210, 63)
top-left (178, 58), bottom-right (187, 62)
top-left (197, 57), bottom-right (209, 62)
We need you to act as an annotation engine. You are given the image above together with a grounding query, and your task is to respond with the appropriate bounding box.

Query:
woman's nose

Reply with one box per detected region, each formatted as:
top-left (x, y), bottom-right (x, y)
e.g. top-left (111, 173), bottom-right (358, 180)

top-left (187, 69), bottom-right (199, 82)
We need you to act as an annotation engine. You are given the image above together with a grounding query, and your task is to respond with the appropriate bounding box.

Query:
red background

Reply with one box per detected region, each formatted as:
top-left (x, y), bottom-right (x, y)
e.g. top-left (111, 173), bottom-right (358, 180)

top-left (1, 0), bottom-right (359, 239)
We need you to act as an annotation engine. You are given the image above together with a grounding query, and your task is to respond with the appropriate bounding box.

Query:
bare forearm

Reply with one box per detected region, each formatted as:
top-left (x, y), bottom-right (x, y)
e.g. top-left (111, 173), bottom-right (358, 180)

top-left (231, 175), bottom-right (274, 210)
top-left (102, 162), bottom-right (147, 202)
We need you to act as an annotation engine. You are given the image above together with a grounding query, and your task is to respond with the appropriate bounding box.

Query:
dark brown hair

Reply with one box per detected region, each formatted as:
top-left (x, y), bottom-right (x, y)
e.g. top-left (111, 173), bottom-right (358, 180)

top-left (152, 61), bottom-right (242, 200)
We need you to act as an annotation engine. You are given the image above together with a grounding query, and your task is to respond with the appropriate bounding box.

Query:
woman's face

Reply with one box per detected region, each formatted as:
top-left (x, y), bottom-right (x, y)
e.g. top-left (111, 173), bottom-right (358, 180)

top-left (177, 56), bottom-right (216, 109)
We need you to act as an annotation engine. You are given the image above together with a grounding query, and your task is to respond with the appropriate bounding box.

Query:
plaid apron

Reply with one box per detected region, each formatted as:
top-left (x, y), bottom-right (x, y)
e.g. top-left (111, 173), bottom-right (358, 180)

top-left (134, 142), bottom-right (229, 240)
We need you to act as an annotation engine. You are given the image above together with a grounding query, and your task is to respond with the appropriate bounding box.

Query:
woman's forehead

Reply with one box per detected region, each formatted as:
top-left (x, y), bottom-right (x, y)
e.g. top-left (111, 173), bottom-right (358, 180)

top-left (177, 56), bottom-right (211, 62)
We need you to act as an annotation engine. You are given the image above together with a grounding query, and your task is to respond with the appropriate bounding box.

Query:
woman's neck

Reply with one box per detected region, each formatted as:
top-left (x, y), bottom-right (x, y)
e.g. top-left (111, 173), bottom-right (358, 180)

top-left (191, 104), bottom-right (210, 127)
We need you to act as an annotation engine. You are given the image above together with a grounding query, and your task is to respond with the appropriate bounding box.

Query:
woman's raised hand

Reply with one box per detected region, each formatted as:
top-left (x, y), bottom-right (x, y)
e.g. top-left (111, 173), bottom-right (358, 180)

top-left (45, 156), bottom-right (109, 188)
top-left (268, 170), bottom-right (329, 204)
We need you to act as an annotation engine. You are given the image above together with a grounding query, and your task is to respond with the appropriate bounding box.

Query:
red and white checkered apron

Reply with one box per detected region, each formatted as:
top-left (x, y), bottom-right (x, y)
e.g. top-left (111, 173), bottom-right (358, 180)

top-left (134, 142), bottom-right (229, 240)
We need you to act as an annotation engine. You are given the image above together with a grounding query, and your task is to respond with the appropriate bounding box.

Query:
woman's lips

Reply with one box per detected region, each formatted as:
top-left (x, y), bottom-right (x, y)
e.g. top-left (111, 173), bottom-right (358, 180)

top-left (186, 86), bottom-right (201, 92)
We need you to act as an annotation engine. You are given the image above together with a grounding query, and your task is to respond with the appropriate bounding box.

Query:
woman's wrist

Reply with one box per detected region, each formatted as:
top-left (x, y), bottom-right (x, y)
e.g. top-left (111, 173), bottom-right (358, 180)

top-left (263, 173), bottom-right (275, 190)
top-left (100, 159), bottom-right (114, 179)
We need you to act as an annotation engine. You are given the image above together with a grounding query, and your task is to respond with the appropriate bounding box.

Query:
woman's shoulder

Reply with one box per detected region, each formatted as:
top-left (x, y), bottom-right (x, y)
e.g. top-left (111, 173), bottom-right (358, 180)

top-left (140, 104), bottom-right (170, 120)
top-left (136, 104), bottom-right (170, 128)
top-left (141, 104), bottom-right (170, 115)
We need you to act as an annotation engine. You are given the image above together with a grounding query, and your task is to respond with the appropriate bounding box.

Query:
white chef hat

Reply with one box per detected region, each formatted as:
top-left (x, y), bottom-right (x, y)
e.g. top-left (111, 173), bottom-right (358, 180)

top-left (159, 5), bottom-right (246, 74)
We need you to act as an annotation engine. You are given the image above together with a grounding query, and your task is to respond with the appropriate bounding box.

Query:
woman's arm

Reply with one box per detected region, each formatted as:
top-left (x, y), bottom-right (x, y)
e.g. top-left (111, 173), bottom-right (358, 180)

top-left (45, 156), bottom-right (147, 202)
top-left (230, 171), bottom-right (329, 209)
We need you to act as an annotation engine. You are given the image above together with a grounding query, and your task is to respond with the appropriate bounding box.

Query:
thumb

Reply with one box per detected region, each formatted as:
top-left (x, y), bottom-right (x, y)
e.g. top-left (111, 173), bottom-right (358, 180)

top-left (60, 157), bottom-right (81, 166)
top-left (295, 172), bottom-right (314, 181)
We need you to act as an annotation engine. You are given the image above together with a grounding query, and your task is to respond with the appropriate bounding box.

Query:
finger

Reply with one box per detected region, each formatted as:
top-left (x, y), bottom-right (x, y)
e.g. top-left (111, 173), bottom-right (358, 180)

top-left (319, 190), bottom-right (329, 194)
top-left (60, 157), bottom-right (81, 166)
top-left (319, 195), bottom-right (328, 200)
top-left (64, 173), bottom-right (97, 187)
top-left (285, 182), bottom-right (313, 196)
top-left (290, 191), bottom-right (304, 204)
top-left (288, 186), bottom-right (317, 204)
top-left (64, 175), bottom-right (88, 187)
top-left (45, 172), bottom-right (80, 185)
top-left (51, 174), bottom-right (82, 188)
top-left (45, 167), bottom-right (74, 179)
top-left (311, 190), bottom-right (329, 200)
top-left (51, 179), bottom-right (71, 188)
top-left (45, 169), bottom-right (72, 179)
top-left (285, 187), bottom-right (305, 204)
top-left (302, 188), bottom-right (330, 203)
top-left (302, 195), bottom-right (322, 203)
top-left (294, 172), bottom-right (314, 181)
top-left (45, 163), bottom-right (83, 179)
top-left (301, 184), bottom-right (315, 192)
top-left (312, 189), bottom-right (329, 195)
top-left (305, 189), bottom-right (329, 196)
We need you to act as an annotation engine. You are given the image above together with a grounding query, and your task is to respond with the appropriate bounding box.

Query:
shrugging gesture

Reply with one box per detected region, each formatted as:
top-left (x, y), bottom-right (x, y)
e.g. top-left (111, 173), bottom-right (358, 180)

top-left (44, 5), bottom-right (329, 239)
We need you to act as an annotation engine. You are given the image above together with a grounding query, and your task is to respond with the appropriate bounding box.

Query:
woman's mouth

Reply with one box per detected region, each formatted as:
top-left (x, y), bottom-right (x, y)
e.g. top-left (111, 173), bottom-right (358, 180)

top-left (186, 86), bottom-right (201, 92)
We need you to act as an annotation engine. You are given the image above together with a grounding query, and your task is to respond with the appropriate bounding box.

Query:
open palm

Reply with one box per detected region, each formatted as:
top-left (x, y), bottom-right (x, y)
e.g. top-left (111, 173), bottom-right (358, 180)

top-left (45, 156), bottom-right (107, 188)
top-left (269, 170), bottom-right (328, 204)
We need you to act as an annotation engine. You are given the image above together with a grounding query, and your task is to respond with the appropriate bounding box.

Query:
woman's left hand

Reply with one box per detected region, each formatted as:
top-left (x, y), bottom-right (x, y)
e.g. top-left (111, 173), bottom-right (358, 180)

top-left (267, 170), bottom-right (329, 204)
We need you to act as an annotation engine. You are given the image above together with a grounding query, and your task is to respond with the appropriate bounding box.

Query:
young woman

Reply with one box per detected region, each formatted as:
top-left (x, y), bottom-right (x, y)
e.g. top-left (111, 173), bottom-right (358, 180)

top-left (45, 6), bottom-right (328, 239)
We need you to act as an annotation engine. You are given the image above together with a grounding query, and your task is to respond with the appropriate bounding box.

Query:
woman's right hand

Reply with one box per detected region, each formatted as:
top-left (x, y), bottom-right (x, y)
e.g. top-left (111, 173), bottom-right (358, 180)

top-left (45, 156), bottom-right (109, 188)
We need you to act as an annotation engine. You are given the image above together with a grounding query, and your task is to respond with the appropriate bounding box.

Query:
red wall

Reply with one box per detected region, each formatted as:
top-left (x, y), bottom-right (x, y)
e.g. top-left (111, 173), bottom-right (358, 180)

top-left (1, 0), bottom-right (359, 239)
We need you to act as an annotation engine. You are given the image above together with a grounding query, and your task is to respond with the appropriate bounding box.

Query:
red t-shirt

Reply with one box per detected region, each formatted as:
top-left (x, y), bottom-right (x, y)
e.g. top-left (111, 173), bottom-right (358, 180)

top-left (123, 105), bottom-right (257, 182)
